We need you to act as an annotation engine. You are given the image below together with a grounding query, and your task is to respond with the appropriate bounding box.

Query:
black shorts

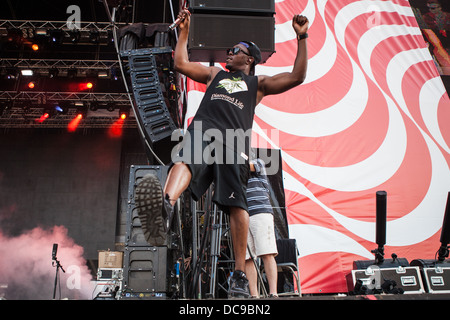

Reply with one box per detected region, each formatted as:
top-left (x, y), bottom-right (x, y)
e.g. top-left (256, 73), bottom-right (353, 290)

top-left (172, 129), bottom-right (250, 214)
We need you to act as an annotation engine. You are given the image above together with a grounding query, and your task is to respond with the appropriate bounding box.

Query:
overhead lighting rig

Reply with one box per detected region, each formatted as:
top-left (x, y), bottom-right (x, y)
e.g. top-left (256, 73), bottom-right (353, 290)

top-left (0, 20), bottom-right (117, 48)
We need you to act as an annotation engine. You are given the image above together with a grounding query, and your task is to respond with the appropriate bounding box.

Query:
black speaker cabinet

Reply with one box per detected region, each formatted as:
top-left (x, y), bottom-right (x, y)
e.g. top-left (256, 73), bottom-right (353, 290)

top-left (127, 47), bottom-right (178, 164)
top-left (126, 165), bottom-right (169, 247)
top-left (353, 258), bottom-right (409, 270)
top-left (190, 0), bottom-right (275, 15)
top-left (127, 165), bottom-right (169, 205)
top-left (188, 14), bottom-right (275, 63)
top-left (126, 204), bottom-right (154, 247)
top-left (348, 266), bottom-right (425, 294)
top-left (121, 246), bottom-right (168, 299)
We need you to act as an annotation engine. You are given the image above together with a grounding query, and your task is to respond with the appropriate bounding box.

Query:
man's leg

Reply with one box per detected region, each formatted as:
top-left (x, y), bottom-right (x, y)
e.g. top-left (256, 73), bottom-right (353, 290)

top-left (229, 206), bottom-right (249, 272)
top-left (245, 258), bottom-right (259, 297)
top-left (163, 162), bottom-right (192, 205)
top-left (228, 206), bottom-right (250, 298)
top-left (261, 254), bottom-right (278, 297)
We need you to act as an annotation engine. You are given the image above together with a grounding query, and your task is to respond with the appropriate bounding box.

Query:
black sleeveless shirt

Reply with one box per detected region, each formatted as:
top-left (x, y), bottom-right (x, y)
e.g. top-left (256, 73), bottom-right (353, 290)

top-left (187, 70), bottom-right (258, 155)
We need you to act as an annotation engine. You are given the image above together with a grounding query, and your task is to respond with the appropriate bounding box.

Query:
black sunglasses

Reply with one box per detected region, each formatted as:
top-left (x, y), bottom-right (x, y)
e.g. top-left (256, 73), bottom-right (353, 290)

top-left (226, 47), bottom-right (251, 56)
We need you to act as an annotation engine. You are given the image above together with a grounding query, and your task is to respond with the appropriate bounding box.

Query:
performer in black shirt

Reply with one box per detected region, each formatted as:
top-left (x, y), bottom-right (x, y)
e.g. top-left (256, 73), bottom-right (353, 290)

top-left (135, 9), bottom-right (309, 298)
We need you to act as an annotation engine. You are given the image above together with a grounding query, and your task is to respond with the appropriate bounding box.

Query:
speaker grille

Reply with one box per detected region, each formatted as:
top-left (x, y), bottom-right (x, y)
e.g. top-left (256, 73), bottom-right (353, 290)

top-left (125, 48), bottom-right (178, 164)
top-left (190, 0), bottom-right (275, 14)
top-left (188, 14), bottom-right (275, 63)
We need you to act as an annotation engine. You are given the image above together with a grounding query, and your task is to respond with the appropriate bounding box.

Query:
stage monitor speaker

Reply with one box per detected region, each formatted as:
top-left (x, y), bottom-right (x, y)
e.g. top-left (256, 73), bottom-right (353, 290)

top-left (190, 0), bottom-right (275, 15)
top-left (347, 266), bottom-right (425, 295)
top-left (188, 14), bottom-right (275, 63)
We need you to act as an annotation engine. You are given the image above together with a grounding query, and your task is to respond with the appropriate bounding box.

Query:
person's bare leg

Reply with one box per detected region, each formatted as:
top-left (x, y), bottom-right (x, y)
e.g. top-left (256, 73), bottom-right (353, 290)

top-left (228, 206), bottom-right (250, 297)
top-left (261, 254), bottom-right (278, 296)
top-left (229, 207), bottom-right (249, 272)
top-left (245, 259), bottom-right (259, 297)
top-left (163, 162), bottom-right (192, 205)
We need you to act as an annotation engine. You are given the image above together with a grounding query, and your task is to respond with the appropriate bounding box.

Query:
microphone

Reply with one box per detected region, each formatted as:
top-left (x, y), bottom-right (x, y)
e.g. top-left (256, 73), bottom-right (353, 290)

top-left (168, 8), bottom-right (192, 31)
top-left (52, 243), bottom-right (58, 260)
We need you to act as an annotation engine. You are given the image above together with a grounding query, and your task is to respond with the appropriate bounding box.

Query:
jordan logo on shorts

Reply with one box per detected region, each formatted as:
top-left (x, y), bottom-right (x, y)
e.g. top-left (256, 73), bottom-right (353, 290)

top-left (229, 192), bottom-right (235, 199)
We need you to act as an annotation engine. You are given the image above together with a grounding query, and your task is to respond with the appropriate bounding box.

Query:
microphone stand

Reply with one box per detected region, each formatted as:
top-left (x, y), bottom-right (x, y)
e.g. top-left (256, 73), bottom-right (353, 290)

top-left (52, 256), bottom-right (65, 300)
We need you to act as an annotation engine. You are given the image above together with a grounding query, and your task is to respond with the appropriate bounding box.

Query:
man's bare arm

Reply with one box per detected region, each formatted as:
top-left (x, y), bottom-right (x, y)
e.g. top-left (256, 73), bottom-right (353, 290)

top-left (257, 15), bottom-right (309, 103)
top-left (173, 10), bottom-right (221, 86)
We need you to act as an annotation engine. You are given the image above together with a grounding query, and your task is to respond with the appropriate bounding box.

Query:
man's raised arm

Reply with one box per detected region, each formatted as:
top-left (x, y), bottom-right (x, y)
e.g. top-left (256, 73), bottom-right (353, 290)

top-left (173, 9), bottom-right (220, 86)
top-left (257, 15), bottom-right (309, 103)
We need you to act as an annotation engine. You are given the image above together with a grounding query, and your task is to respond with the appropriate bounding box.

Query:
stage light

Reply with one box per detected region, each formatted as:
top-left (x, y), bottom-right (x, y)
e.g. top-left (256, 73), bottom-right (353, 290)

top-left (67, 68), bottom-right (77, 78)
top-left (89, 101), bottom-right (99, 111)
top-left (21, 69), bottom-right (33, 76)
top-left (49, 68), bottom-right (59, 78)
top-left (109, 115), bottom-right (126, 138)
top-left (89, 30), bottom-right (99, 43)
top-left (78, 82), bottom-right (94, 91)
top-left (107, 103), bottom-right (115, 112)
top-left (119, 106), bottom-right (130, 120)
top-left (32, 44), bottom-right (39, 51)
top-left (111, 67), bottom-right (120, 80)
top-left (28, 81), bottom-right (36, 89)
top-left (68, 113), bottom-right (83, 132)
top-left (98, 71), bottom-right (109, 78)
top-left (0, 27), bottom-right (8, 37)
top-left (35, 28), bottom-right (47, 36)
top-left (36, 112), bottom-right (50, 123)
top-left (69, 30), bottom-right (80, 43)
top-left (54, 103), bottom-right (69, 114)
top-left (49, 29), bottom-right (64, 44)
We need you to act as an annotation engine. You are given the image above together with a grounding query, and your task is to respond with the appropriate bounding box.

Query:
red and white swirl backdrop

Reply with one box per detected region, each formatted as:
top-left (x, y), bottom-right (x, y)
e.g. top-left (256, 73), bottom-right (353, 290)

top-left (185, 0), bottom-right (450, 293)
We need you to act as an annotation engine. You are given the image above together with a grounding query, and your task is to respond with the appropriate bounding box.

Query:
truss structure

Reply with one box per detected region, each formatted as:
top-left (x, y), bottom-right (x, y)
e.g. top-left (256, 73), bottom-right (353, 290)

top-left (0, 91), bottom-right (134, 129)
top-left (0, 19), bottom-right (123, 38)
top-left (0, 104), bottom-right (136, 129)
top-left (0, 58), bottom-right (120, 77)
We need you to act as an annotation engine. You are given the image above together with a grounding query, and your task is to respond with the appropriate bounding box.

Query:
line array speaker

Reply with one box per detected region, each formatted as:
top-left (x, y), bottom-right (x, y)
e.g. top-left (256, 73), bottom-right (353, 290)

top-left (127, 47), bottom-right (178, 164)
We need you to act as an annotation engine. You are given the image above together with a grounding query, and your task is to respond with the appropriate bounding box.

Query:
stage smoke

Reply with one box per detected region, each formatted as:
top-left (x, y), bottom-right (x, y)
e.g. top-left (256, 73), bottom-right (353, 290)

top-left (0, 225), bottom-right (94, 300)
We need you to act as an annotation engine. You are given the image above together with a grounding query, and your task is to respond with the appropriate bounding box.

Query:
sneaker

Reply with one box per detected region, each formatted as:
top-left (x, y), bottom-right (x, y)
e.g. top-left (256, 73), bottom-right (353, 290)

top-left (228, 270), bottom-right (250, 299)
top-left (134, 174), bottom-right (166, 246)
